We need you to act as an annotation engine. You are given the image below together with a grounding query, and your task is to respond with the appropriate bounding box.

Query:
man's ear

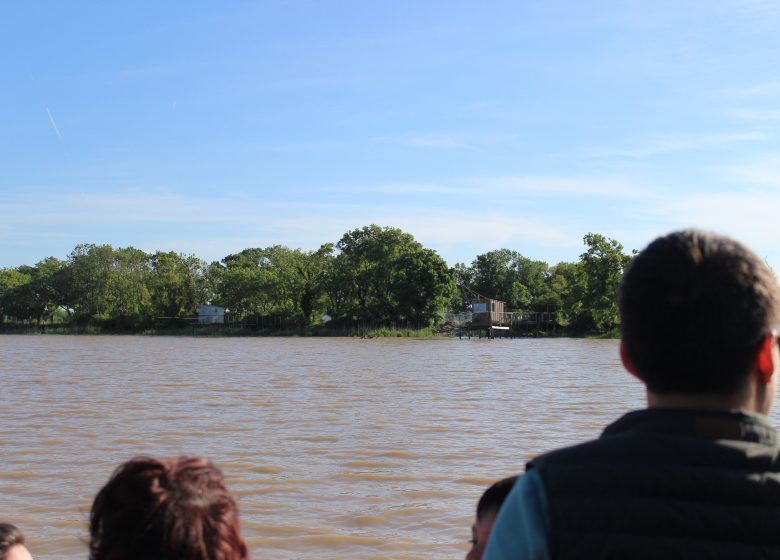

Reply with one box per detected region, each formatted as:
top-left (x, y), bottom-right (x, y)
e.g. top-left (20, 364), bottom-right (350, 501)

top-left (620, 340), bottom-right (643, 382)
top-left (755, 333), bottom-right (777, 385)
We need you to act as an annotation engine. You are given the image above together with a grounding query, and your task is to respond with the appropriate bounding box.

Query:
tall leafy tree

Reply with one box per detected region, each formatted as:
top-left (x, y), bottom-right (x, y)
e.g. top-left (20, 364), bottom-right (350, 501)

top-left (0, 258), bottom-right (68, 324)
top-left (468, 249), bottom-right (550, 310)
top-left (451, 262), bottom-right (475, 311)
top-left (212, 249), bottom-right (272, 321)
top-left (330, 225), bottom-right (456, 326)
top-left (107, 247), bottom-right (152, 325)
top-left (0, 267), bottom-right (32, 322)
top-left (211, 244), bottom-right (334, 327)
top-left (31, 257), bottom-right (69, 322)
top-left (294, 244), bottom-right (334, 327)
top-left (148, 252), bottom-right (209, 319)
top-left (64, 244), bottom-right (116, 323)
top-left (545, 261), bottom-right (586, 328)
top-left (579, 233), bottom-right (632, 332)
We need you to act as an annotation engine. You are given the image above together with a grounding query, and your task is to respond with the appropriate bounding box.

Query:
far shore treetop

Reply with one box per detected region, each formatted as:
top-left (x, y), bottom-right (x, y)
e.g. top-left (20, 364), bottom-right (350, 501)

top-left (0, 225), bottom-right (632, 336)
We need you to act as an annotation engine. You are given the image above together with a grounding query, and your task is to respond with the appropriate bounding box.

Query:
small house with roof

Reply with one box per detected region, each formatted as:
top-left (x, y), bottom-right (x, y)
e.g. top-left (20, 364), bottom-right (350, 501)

top-left (198, 305), bottom-right (225, 325)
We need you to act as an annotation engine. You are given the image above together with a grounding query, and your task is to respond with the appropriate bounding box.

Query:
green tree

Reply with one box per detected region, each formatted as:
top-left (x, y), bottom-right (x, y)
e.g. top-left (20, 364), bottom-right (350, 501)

top-left (468, 249), bottom-right (550, 310)
top-left (107, 247), bottom-right (152, 326)
top-left (294, 244), bottom-right (334, 327)
top-left (212, 250), bottom-right (271, 321)
top-left (148, 252), bottom-right (209, 320)
top-left (212, 244), bottom-right (333, 327)
top-left (62, 244), bottom-right (153, 327)
top-left (64, 244), bottom-right (116, 323)
top-left (8, 258), bottom-right (69, 324)
top-left (544, 261), bottom-right (586, 328)
top-left (32, 257), bottom-right (69, 322)
top-left (393, 244), bottom-right (456, 325)
top-left (0, 267), bottom-right (32, 322)
top-left (450, 262), bottom-right (475, 311)
top-left (579, 233), bottom-right (631, 333)
top-left (330, 225), bottom-right (456, 326)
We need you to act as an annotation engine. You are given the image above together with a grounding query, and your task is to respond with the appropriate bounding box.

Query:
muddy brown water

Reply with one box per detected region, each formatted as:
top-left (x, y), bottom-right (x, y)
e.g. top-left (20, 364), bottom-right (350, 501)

top-left (1, 335), bottom-right (750, 559)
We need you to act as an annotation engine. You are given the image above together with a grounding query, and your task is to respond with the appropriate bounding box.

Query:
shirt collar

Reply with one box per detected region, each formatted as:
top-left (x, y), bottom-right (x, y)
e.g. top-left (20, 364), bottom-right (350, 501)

top-left (603, 408), bottom-right (778, 446)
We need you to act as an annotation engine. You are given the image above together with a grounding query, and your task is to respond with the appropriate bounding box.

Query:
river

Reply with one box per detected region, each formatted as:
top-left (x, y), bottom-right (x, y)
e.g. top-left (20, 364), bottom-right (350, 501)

top-left (0, 335), bottom-right (704, 558)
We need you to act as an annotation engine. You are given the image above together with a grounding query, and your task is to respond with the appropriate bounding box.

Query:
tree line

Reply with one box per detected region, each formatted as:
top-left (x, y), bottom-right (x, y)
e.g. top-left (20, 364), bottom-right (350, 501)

top-left (0, 225), bottom-right (633, 334)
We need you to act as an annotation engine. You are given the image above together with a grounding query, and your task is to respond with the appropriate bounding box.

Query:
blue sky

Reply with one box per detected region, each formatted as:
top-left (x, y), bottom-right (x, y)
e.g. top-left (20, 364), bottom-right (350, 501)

top-left (3, 0), bottom-right (780, 269)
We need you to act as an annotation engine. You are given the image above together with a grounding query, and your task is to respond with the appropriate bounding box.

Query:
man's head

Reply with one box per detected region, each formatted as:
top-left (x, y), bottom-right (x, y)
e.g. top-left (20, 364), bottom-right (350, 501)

top-left (89, 456), bottom-right (248, 560)
top-left (620, 229), bottom-right (780, 398)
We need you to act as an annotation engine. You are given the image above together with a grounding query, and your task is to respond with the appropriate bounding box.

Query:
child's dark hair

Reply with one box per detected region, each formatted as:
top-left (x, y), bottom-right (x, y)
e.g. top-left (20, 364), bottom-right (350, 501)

top-left (477, 476), bottom-right (518, 519)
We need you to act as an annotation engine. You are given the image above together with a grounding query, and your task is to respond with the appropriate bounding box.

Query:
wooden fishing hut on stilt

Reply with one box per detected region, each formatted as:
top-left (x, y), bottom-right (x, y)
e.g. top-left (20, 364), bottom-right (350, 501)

top-left (459, 296), bottom-right (510, 339)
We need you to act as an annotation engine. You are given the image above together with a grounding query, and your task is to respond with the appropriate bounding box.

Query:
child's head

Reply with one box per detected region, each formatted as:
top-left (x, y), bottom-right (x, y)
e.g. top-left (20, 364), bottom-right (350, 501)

top-left (466, 476), bottom-right (518, 560)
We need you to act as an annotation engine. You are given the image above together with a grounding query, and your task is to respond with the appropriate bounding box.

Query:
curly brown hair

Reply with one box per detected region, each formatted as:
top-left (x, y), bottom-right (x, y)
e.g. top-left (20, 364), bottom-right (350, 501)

top-left (0, 524), bottom-right (25, 559)
top-left (89, 456), bottom-right (248, 560)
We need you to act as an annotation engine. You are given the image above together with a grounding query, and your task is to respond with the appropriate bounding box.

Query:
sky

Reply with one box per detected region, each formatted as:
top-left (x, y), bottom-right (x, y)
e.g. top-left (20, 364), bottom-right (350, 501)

top-left (3, 0), bottom-right (780, 269)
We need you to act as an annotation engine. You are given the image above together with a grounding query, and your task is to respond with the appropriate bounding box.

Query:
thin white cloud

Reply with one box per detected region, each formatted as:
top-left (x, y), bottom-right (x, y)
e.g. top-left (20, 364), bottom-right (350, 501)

top-left (46, 108), bottom-right (62, 140)
top-left (473, 176), bottom-right (654, 199)
top-left (267, 208), bottom-right (573, 266)
top-left (0, 184), bottom-right (583, 266)
top-left (377, 132), bottom-right (520, 150)
top-left (733, 82), bottom-right (780, 96)
top-left (653, 190), bottom-right (780, 239)
top-left (5, 172), bottom-right (780, 271)
top-left (332, 181), bottom-right (463, 195)
top-left (115, 62), bottom-right (197, 79)
top-left (729, 108), bottom-right (780, 120)
top-left (332, 176), bottom-right (654, 200)
top-left (723, 157), bottom-right (780, 186)
top-left (405, 134), bottom-right (468, 149)
top-left (588, 132), bottom-right (763, 158)
top-left (1, 189), bottom-right (256, 228)
top-left (724, 0), bottom-right (780, 21)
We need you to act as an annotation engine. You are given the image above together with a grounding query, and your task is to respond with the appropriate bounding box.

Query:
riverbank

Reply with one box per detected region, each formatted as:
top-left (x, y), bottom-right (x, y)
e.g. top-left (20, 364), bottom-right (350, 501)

top-left (0, 322), bottom-right (616, 338)
top-left (0, 323), bottom-right (443, 338)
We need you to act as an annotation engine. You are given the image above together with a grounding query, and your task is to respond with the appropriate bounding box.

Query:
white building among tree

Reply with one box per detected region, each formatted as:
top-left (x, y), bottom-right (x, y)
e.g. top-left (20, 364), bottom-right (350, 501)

top-left (198, 305), bottom-right (225, 324)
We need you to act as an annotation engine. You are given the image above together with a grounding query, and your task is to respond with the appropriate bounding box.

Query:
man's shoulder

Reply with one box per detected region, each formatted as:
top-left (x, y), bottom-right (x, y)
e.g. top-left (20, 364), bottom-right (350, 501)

top-left (529, 408), bottom-right (780, 474)
top-left (528, 410), bottom-right (645, 469)
top-left (528, 433), bottom-right (621, 472)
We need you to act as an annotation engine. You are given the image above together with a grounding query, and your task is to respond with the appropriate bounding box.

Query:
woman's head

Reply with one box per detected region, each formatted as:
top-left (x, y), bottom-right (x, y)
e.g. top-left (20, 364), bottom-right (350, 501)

top-left (89, 456), bottom-right (248, 560)
top-left (0, 524), bottom-right (32, 560)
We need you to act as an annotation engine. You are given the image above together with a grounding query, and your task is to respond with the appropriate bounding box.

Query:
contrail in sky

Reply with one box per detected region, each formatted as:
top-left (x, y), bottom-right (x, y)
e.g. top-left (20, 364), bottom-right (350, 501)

top-left (46, 107), bottom-right (62, 140)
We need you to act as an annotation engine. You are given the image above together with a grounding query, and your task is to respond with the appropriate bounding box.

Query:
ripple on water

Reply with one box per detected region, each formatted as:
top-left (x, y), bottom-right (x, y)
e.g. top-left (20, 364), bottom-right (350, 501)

top-left (0, 335), bottom-right (652, 560)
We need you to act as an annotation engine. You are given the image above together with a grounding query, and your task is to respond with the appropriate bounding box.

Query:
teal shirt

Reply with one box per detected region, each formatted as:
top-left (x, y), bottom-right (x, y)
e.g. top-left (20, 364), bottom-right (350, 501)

top-left (484, 469), bottom-right (551, 560)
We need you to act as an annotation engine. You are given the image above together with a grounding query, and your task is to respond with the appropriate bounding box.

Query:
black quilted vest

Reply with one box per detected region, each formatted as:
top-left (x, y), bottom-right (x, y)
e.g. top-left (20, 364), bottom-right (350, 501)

top-left (529, 408), bottom-right (780, 560)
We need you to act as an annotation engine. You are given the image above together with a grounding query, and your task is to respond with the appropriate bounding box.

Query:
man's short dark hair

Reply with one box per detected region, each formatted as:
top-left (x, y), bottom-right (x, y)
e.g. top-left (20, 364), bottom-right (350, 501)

top-left (620, 229), bottom-right (780, 395)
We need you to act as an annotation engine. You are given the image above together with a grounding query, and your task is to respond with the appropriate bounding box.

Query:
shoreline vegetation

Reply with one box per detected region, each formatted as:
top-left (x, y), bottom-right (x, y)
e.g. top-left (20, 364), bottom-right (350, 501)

top-left (0, 322), bottom-right (622, 340)
top-left (1, 225), bottom-right (632, 338)
top-left (0, 322), bottom-right (598, 339)
top-left (0, 322), bottom-right (444, 338)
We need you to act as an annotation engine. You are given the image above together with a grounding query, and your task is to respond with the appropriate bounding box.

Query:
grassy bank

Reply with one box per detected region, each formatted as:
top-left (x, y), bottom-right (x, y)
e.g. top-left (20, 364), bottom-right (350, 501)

top-left (0, 321), bottom-right (619, 338)
top-left (0, 322), bottom-right (442, 338)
